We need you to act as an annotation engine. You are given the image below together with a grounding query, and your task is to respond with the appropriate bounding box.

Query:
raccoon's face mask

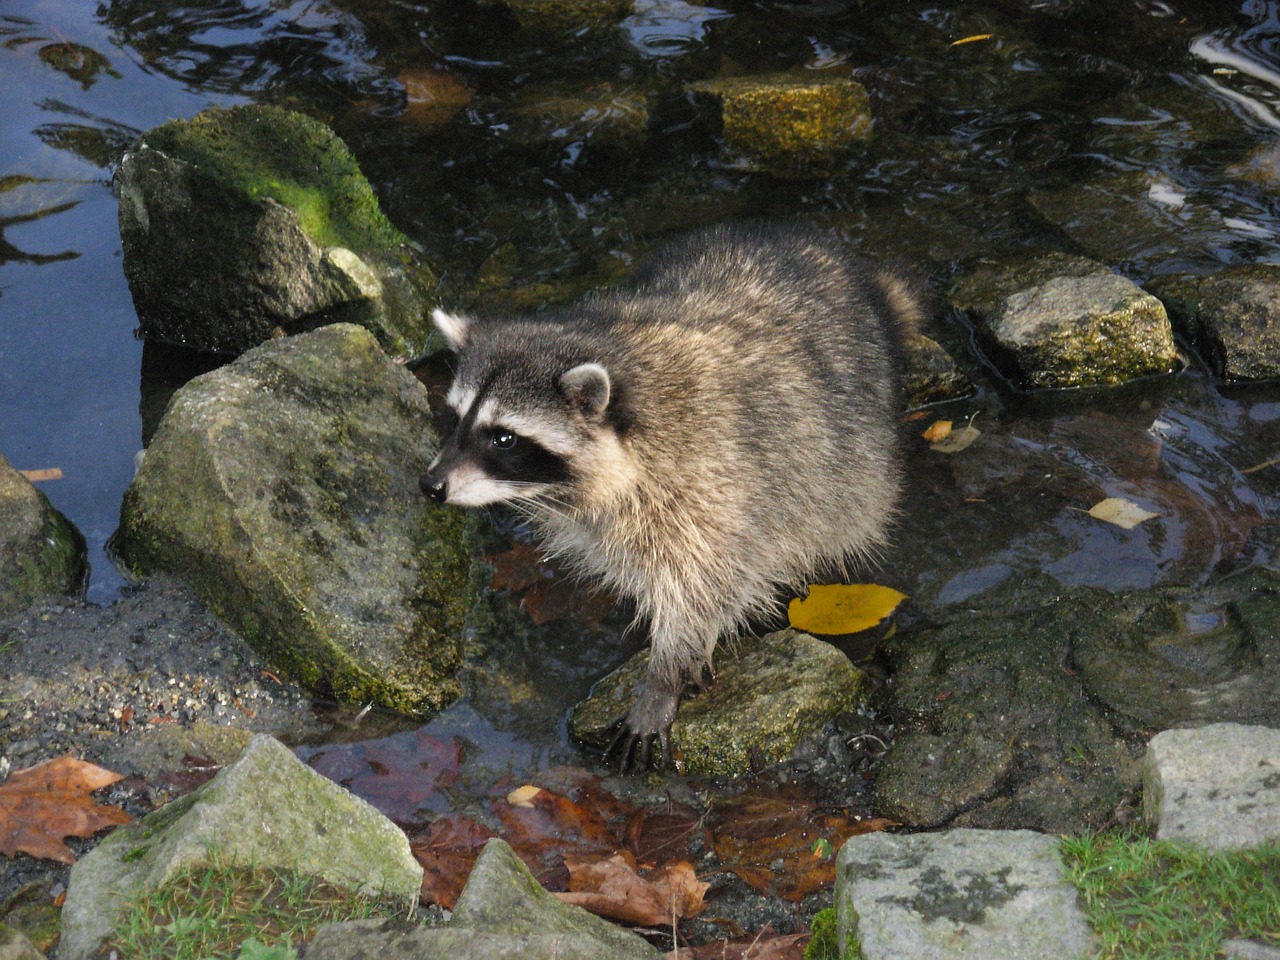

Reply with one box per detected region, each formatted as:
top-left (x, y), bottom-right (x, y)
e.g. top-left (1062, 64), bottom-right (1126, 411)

top-left (420, 311), bottom-right (613, 507)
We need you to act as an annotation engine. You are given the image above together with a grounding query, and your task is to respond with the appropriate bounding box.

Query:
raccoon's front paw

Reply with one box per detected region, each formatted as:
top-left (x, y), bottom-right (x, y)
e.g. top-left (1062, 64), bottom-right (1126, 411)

top-left (605, 686), bottom-right (680, 773)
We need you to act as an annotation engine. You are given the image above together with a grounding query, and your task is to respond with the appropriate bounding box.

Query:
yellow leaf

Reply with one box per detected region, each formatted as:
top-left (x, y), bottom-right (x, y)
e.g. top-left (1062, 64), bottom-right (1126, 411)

top-left (788, 584), bottom-right (908, 635)
top-left (929, 422), bottom-right (981, 454)
top-left (951, 33), bottom-right (994, 46)
top-left (506, 784), bottom-right (543, 807)
top-left (1087, 497), bottom-right (1158, 530)
top-left (921, 420), bottom-right (952, 442)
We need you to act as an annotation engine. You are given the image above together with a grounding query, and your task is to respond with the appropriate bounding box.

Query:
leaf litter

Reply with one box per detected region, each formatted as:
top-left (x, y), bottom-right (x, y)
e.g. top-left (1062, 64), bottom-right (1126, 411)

top-left (0, 755), bottom-right (132, 863)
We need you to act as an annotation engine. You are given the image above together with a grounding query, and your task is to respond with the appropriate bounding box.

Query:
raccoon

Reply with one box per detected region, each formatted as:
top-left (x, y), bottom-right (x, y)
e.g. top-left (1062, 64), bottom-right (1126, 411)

top-left (421, 222), bottom-right (917, 769)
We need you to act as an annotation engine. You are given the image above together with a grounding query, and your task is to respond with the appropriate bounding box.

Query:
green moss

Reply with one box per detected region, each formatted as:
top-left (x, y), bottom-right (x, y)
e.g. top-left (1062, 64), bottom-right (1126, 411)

top-left (144, 106), bottom-right (405, 256)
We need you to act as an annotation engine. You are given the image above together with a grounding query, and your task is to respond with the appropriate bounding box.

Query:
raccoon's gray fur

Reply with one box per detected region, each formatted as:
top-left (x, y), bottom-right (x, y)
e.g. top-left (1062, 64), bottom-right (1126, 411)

top-left (422, 222), bottom-right (917, 768)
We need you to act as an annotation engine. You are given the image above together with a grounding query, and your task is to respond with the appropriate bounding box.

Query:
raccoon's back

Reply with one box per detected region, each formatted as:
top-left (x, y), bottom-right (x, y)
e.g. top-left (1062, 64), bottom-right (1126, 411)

top-left (579, 222), bottom-right (906, 580)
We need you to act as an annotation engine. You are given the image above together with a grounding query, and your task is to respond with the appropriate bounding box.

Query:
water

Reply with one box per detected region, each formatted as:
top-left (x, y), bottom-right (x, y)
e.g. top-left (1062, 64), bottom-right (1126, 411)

top-left (2, 0), bottom-right (1278, 609)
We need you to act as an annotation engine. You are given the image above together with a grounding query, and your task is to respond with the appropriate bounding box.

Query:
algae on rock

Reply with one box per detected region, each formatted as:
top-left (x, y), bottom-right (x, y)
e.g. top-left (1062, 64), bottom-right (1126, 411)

top-left (116, 323), bottom-right (478, 715)
top-left (0, 454), bottom-right (86, 614)
top-left (950, 252), bottom-right (1178, 389)
top-left (570, 629), bottom-right (870, 776)
top-left (117, 105), bottom-right (438, 357)
top-left (688, 73), bottom-right (872, 178)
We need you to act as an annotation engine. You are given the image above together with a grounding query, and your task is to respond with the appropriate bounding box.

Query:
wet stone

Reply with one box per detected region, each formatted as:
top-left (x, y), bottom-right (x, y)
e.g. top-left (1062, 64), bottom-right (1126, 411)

top-left (502, 84), bottom-right (649, 161)
top-left (950, 252), bottom-right (1178, 389)
top-left (0, 454), bottom-right (86, 615)
top-left (1143, 723), bottom-right (1280, 852)
top-left (569, 629), bottom-right (870, 777)
top-left (901, 333), bottom-right (973, 408)
top-left (1147, 265), bottom-right (1280, 381)
top-left (836, 829), bottom-right (1094, 960)
top-left (687, 73), bottom-right (871, 178)
top-left (489, 0), bottom-right (634, 38)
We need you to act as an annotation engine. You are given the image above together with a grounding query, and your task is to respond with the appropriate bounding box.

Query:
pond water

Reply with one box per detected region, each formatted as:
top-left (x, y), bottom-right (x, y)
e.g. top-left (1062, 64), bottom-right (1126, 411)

top-left (2, 2), bottom-right (1279, 770)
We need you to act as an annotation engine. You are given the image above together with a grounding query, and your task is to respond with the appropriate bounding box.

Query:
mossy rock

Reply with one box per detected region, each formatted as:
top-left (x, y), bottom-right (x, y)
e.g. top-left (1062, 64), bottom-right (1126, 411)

top-left (688, 73), bottom-right (872, 178)
top-left (116, 323), bottom-right (479, 715)
top-left (950, 252), bottom-right (1178, 389)
top-left (118, 105), bottom-right (439, 357)
top-left (570, 629), bottom-right (870, 776)
top-left (0, 454), bottom-right (86, 614)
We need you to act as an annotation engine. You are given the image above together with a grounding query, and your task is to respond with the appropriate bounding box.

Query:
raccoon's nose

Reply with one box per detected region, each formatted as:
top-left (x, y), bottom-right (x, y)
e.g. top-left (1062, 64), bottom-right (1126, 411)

top-left (420, 474), bottom-right (447, 503)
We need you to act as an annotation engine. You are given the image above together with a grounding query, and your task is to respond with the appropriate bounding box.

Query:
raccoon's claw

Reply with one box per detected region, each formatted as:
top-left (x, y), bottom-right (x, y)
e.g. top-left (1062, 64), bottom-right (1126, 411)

top-left (604, 687), bottom-right (679, 773)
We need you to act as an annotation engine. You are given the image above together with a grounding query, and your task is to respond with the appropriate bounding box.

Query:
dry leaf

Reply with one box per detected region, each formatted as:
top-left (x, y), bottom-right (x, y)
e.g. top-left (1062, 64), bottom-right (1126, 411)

top-left (951, 33), bottom-right (994, 46)
top-left (557, 852), bottom-right (708, 925)
top-left (788, 583), bottom-right (907, 635)
top-left (1088, 497), bottom-right (1158, 530)
top-left (0, 756), bottom-right (131, 863)
top-left (921, 420), bottom-right (952, 442)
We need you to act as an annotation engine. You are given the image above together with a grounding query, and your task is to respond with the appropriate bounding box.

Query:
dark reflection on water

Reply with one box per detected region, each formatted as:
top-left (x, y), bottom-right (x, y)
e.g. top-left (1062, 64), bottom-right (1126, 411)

top-left (1, 0), bottom-right (1279, 767)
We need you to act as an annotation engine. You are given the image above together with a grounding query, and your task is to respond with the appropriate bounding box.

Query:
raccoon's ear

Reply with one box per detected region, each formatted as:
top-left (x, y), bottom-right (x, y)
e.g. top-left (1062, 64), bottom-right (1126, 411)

top-left (560, 363), bottom-right (611, 421)
top-left (431, 308), bottom-right (470, 350)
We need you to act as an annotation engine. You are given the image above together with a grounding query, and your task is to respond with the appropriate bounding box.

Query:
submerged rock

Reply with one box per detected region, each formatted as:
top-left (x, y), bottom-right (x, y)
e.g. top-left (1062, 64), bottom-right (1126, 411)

top-left (59, 735), bottom-right (422, 960)
top-left (503, 84), bottom-right (649, 162)
top-left (687, 73), bottom-right (872, 178)
top-left (117, 105), bottom-right (438, 357)
top-left (0, 455), bottom-right (85, 614)
top-left (950, 252), bottom-right (1178, 389)
top-left (901, 333), bottom-right (973, 407)
top-left (1148, 265), bottom-right (1280, 380)
top-left (836, 830), bottom-right (1094, 960)
top-left (490, 0), bottom-right (634, 38)
top-left (308, 839), bottom-right (661, 960)
top-left (570, 629), bottom-right (870, 776)
top-left (117, 323), bottom-right (478, 715)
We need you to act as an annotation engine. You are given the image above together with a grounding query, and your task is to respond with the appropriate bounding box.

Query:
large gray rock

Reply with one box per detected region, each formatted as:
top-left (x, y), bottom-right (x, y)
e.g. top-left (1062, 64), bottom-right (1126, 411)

top-left (950, 252), bottom-right (1178, 389)
top-left (836, 829), bottom-right (1094, 960)
top-left (0, 455), bottom-right (85, 614)
top-left (1148, 265), bottom-right (1280, 380)
top-left (59, 735), bottom-right (423, 960)
top-left (570, 629), bottom-right (871, 776)
top-left (306, 839), bottom-right (661, 960)
top-left (116, 323), bottom-right (479, 715)
top-left (117, 105), bottom-right (438, 357)
top-left (1143, 723), bottom-right (1280, 851)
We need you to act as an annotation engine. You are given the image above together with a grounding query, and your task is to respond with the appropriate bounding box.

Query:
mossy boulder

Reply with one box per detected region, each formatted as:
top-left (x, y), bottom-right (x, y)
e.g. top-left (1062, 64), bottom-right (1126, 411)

top-left (687, 73), bottom-right (872, 178)
top-left (902, 333), bottom-right (973, 407)
top-left (569, 629), bottom-right (870, 776)
top-left (117, 105), bottom-right (438, 357)
top-left (0, 454), bottom-right (85, 614)
top-left (59, 735), bottom-right (423, 960)
top-left (116, 323), bottom-right (479, 715)
top-left (950, 252), bottom-right (1178, 389)
top-left (1148, 265), bottom-right (1280, 380)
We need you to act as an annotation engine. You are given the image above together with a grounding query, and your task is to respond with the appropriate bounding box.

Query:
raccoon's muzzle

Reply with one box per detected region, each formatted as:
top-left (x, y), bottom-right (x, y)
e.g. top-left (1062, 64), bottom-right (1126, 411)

top-left (420, 472), bottom-right (448, 502)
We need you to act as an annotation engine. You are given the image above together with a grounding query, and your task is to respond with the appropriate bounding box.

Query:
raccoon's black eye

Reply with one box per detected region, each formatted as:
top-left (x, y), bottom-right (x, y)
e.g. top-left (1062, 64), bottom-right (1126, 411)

top-left (492, 430), bottom-right (517, 450)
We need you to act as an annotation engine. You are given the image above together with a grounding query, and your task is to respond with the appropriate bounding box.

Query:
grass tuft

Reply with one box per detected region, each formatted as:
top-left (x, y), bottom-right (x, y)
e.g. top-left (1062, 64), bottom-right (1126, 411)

top-left (1060, 830), bottom-right (1280, 960)
top-left (105, 858), bottom-right (411, 960)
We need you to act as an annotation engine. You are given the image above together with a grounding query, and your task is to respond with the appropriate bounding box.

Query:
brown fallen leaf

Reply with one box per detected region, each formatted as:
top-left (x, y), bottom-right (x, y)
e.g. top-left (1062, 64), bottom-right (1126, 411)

top-left (624, 799), bottom-right (710, 864)
top-left (711, 791), bottom-right (895, 901)
top-left (493, 783), bottom-right (621, 889)
top-left (557, 852), bottom-right (708, 926)
top-left (18, 467), bottom-right (62, 482)
top-left (0, 755), bottom-right (131, 863)
top-left (410, 814), bottom-right (496, 910)
top-left (486, 543), bottom-right (616, 627)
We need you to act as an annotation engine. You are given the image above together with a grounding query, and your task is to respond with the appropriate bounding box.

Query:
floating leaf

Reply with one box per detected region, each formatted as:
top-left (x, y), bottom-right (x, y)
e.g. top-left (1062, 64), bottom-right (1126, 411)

top-left (0, 755), bottom-right (131, 863)
top-left (928, 421), bottom-right (981, 454)
top-left (921, 420), bottom-right (952, 442)
top-left (507, 784), bottom-right (542, 807)
top-left (788, 583), bottom-right (907, 635)
top-left (1088, 497), bottom-right (1159, 530)
top-left (951, 33), bottom-right (994, 46)
top-left (557, 853), bottom-right (708, 926)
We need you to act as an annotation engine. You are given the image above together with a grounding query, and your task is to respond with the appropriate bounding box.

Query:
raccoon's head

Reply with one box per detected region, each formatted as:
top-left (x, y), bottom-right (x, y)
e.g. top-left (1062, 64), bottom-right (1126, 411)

top-left (420, 308), bottom-right (622, 508)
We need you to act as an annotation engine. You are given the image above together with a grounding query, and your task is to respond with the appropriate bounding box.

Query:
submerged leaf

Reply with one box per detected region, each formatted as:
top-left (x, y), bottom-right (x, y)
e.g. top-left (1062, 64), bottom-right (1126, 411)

top-left (1088, 497), bottom-right (1159, 530)
top-left (787, 583), bottom-right (907, 635)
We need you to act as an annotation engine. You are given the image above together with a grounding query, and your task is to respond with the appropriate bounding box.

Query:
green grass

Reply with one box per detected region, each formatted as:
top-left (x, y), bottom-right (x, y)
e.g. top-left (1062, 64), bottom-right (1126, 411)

top-left (1060, 831), bottom-right (1280, 960)
top-left (106, 859), bottom-right (411, 960)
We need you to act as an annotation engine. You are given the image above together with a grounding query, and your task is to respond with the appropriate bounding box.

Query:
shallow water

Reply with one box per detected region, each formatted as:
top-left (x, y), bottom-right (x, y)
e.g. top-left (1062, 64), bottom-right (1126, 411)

top-left (2, 2), bottom-right (1279, 774)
